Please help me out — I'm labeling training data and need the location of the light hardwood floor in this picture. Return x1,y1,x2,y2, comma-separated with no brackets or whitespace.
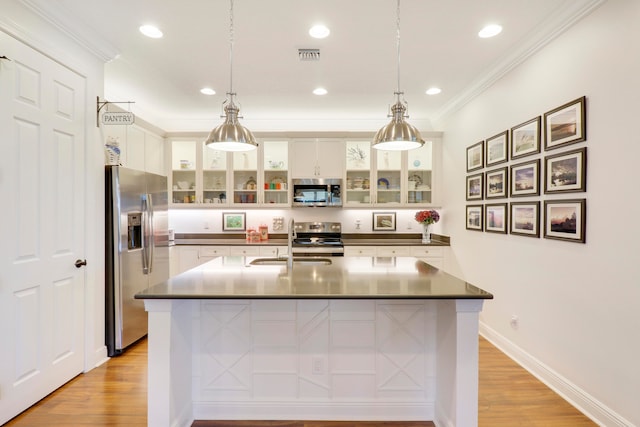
3,337,597,427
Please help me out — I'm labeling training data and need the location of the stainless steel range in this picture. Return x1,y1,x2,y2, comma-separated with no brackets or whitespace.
292,221,344,256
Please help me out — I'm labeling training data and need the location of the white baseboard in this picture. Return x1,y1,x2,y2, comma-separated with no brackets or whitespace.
480,322,635,427
193,401,435,422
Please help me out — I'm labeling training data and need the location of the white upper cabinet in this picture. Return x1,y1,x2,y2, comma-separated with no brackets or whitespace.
103,124,165,175
291,140,345,178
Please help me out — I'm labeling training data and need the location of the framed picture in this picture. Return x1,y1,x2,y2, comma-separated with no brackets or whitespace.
222,212,246,231
485,203,508,234
544,147,587,194
466,205,483,231
372,212,396,231
544,199,586,243
510,201,540,238
510,159,540,197
485,130,509,166
544,96,586,150
485,167,508,199
466,173,484,201
511,116,541,159
466,141,484,172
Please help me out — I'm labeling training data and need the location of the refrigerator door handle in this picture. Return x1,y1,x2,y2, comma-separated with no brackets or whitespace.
147,193,155,274
141,195,150,275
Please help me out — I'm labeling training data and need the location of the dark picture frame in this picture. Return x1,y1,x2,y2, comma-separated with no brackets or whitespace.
222,212,246,231
510,159,540,197
543,199,586,243
511,116,541,159
372,212,396,231
485,130,509,166
510,201,540,238
466,205,483,231
466,141,484,172
485,167,508,199
544,96,586,150
485,203,508,234
544,147,587,194
466,173,484,201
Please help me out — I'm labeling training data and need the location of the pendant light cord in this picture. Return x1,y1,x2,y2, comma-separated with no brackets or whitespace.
228,0,234,96
396,0,401,97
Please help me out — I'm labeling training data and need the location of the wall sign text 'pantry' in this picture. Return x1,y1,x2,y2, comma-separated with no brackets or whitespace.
102,111,135,125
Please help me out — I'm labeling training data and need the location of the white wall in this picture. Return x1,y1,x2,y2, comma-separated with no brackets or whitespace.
439,1,639,425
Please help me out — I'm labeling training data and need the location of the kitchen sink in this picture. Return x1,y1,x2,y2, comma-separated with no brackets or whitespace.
249,257,332,266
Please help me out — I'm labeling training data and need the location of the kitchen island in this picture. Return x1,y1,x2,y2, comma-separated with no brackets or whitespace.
136,256,492,427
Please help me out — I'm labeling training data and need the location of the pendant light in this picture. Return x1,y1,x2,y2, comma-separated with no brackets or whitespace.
372,0,425,151
205,0,257,152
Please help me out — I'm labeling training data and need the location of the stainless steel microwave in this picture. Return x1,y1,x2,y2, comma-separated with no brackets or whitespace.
292,178,342,207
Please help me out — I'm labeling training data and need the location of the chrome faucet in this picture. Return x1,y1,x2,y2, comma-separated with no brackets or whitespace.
287,218,296,268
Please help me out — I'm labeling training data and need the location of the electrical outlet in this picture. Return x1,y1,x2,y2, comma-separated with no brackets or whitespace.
510,315,519,329
312,356,325,375
204,221,210,229
355,219,361,230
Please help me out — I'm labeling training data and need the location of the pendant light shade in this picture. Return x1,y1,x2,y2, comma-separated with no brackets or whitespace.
372,0,424,151
205,0,257,152
205,95,257,152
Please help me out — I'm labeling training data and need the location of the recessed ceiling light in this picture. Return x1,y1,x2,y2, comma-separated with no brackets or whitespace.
313,87,328,96
426,87,441,95
309,24,330,39
200,87,216,95
478,24,502,38
139,24,163,38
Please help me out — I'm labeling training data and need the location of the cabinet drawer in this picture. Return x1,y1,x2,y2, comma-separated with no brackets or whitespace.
259,246,287,257
377,246,411,257
199,246,230,258
410,246,444,258
228,246,261,256
344,246,377,256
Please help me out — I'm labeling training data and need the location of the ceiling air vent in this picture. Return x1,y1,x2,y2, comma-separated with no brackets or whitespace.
298,48,320,61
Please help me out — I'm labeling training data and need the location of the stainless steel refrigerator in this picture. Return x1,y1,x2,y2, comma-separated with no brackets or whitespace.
105,165,169,356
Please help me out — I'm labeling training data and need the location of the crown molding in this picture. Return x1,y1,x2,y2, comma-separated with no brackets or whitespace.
432,0,607,126
19,0,120,62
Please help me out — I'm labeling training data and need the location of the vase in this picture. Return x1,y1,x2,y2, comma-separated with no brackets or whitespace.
421,223,431,244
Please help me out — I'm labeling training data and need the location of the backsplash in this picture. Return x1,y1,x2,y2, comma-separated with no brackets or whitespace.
169,208,443,235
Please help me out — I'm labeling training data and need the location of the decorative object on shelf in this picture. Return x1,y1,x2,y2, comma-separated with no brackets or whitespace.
204,0,257,152
347,145,367,167
104,136,120,165
372,212,396,231
408,174,423,189
372,0,425,151
268,160,284,169
244,176,257,190
377,178,390,189
415,209,440,243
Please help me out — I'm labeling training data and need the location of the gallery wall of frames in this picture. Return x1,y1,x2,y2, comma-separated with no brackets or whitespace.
465,96,587,243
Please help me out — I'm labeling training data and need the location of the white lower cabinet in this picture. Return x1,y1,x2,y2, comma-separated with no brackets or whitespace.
228,246,261,257
345,245,445,270
410,246,444,269
259,246,288,257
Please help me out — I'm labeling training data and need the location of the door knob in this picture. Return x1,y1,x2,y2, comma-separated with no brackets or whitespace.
74,259,87,268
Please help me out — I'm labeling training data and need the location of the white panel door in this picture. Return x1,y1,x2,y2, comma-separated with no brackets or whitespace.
0,32,86,424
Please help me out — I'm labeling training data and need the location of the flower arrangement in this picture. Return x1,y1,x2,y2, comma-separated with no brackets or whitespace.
415,210,440,225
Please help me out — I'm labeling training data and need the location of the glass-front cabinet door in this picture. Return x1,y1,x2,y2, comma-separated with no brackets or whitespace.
375,149,402,205
171,140,197,204
345,141,372,205
203,146,228,205
262,140,289,205
232,150,259,205
406,141,433,204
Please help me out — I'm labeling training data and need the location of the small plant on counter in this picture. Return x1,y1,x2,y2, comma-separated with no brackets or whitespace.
415,210,440,225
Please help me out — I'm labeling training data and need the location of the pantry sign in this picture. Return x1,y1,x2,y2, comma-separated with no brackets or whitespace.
102,111,135,125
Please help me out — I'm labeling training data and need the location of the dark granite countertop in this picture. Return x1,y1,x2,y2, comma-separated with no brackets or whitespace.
136,256,490,300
